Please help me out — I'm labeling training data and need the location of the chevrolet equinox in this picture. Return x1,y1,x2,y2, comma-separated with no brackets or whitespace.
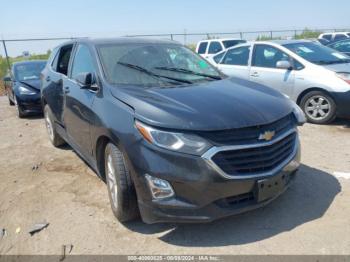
41,38,305,224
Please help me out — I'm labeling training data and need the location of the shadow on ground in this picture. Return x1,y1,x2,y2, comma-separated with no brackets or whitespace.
330,118,350,128
126,164,340,247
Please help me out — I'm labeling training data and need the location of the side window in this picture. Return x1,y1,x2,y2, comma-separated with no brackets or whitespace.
221,46,250,66
322,34,332,41
56,44,74,76
252,45,290,69
208,41,223,54
197,42,208,54
213,52,225,64
334,34,347,42
71,45,95,80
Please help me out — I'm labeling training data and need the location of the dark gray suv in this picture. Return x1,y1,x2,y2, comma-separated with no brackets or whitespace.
41,38,305,223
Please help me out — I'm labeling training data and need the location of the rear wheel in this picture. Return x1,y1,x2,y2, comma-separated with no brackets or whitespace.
44,105,66,147
300,91,336,124
105,143,139,222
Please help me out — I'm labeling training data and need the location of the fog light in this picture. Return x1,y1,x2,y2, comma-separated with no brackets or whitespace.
145,174,174,199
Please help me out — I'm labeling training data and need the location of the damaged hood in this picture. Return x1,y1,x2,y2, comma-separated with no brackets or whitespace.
19,79,41,91
109,77,294,131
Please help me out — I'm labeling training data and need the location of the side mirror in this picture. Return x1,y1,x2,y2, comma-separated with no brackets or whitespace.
75,72,99,91
276,60,293,70
3,76,11,82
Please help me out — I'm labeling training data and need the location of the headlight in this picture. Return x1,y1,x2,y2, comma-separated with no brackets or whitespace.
292,103,306,126
18,85,36,95
135,120,212,155
336,72,350,85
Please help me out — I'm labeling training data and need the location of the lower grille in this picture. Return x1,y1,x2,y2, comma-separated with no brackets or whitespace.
216,192,255,208
210,132,297,177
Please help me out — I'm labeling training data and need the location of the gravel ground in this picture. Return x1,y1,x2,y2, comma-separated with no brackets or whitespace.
0,96,349,255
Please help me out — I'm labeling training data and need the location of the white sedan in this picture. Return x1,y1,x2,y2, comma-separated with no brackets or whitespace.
210,40,350,124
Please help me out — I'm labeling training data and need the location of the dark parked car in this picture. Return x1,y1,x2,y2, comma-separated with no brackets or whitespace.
41,38,305,224
327,39,350,56
3,60,47,118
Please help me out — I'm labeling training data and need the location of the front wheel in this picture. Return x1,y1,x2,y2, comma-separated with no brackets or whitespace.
14,96,25,118
300,91,337,124
8,94,15,106
105,143,139,222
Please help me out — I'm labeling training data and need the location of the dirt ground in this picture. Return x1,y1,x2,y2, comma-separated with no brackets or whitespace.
0,95,350,255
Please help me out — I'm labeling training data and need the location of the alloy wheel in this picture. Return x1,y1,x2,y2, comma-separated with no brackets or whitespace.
106,154,118,209
304,95,331,121
44,110,54,141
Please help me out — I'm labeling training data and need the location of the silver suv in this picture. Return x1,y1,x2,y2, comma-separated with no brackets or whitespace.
210,40,350,124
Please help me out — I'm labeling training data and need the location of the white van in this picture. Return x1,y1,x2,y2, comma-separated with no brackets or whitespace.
196,38,246,60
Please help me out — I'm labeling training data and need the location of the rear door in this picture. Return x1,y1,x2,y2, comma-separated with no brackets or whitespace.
63,44,97,158
249,44,295,97
42,44,74,123
215,45,251,80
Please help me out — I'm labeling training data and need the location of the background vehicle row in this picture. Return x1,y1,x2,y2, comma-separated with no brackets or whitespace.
209,40,350,124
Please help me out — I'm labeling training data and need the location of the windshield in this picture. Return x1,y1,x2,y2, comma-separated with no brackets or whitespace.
97,43,223,87
14,61,46,81
283,42,350,65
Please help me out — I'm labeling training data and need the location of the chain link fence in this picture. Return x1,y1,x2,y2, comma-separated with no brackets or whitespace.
1,28,349,95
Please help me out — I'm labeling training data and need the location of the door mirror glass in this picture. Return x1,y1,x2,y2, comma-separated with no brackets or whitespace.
276,60,292,70
75,72,93,87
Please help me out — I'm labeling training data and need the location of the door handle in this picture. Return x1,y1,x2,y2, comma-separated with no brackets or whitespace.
250,72,259,77
64,86,70,94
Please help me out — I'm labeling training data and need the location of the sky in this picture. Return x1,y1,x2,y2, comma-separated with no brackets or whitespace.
1,0,350,56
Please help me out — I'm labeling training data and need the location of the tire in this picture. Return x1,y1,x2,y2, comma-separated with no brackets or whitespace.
44,105,66,147
14,96,26,118
104,143,139,222
300,91,336,124
8,95,15,106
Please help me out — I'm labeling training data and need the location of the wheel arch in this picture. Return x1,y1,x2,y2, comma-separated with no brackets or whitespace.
95,133,123,182
296,87,333,106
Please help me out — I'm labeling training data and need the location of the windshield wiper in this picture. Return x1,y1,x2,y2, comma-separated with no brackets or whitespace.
154,66,222,80
117,62,192,84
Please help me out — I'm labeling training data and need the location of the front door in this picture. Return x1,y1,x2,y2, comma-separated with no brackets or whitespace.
63,44,97,158
249,44,295,97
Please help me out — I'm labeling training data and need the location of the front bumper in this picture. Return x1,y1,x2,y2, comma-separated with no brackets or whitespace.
331,91,350,118
16,94,42,115
127,132,301,224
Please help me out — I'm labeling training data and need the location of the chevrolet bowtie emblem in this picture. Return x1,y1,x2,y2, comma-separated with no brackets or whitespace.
259,131,276,141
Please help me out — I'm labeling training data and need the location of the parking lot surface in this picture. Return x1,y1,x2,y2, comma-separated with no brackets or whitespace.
0,96,349,255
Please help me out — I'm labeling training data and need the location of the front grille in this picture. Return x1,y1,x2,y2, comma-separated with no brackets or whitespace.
211,132,297,176
197,114,296,146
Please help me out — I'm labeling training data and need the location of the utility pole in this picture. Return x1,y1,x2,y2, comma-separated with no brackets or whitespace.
2,40,13,78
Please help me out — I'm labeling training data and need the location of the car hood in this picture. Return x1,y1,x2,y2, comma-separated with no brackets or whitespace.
109,77,294,131
19,79,41,91
322,63,350,73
